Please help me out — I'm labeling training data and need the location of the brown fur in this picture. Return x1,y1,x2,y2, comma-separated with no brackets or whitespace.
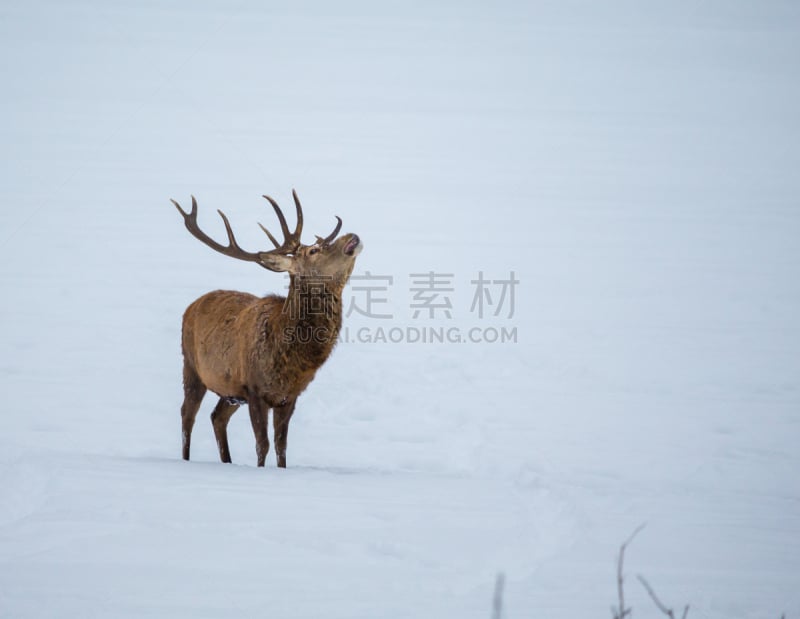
174,194,361,468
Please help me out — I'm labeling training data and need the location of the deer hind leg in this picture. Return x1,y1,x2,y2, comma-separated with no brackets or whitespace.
248,399,270,467
181,362,207,461
210,398,240,464
273,399,297,469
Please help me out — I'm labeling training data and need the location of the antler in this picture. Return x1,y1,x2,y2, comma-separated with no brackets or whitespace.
171,196,266,264
263,188,340,248
172,191,341,267
315,215,342,247
171,192,307,263
259,189,304,254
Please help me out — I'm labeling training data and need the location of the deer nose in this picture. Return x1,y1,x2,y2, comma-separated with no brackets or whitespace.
343,234,361,256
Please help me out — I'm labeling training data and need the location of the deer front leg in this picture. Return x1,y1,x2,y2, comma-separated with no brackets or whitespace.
273,398,296,468
248,399,270,467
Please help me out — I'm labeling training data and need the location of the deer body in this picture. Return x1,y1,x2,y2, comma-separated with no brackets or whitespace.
173,191,361,468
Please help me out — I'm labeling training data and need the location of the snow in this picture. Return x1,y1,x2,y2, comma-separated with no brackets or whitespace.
1,1,799,617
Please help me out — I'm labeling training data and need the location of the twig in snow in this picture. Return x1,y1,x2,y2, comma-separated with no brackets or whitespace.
637,574,689,619
491,572,505,619
612,523,647,619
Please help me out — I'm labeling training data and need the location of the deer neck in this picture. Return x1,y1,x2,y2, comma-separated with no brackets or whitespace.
280,273,344,367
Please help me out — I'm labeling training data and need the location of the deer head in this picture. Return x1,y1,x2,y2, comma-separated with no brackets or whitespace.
171,190,362,286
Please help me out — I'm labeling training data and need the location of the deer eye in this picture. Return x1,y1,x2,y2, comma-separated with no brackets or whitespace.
309,247,320,255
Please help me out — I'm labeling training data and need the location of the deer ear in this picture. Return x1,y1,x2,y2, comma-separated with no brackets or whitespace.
257,253,295,273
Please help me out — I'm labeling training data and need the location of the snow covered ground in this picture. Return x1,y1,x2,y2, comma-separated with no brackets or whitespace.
1,1,799,617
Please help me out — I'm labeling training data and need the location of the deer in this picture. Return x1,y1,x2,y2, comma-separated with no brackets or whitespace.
170,190,362,468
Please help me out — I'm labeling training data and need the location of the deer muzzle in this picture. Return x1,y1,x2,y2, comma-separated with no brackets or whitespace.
344,234,362,256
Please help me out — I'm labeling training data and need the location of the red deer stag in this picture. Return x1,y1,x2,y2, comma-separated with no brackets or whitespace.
171,190,362,468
